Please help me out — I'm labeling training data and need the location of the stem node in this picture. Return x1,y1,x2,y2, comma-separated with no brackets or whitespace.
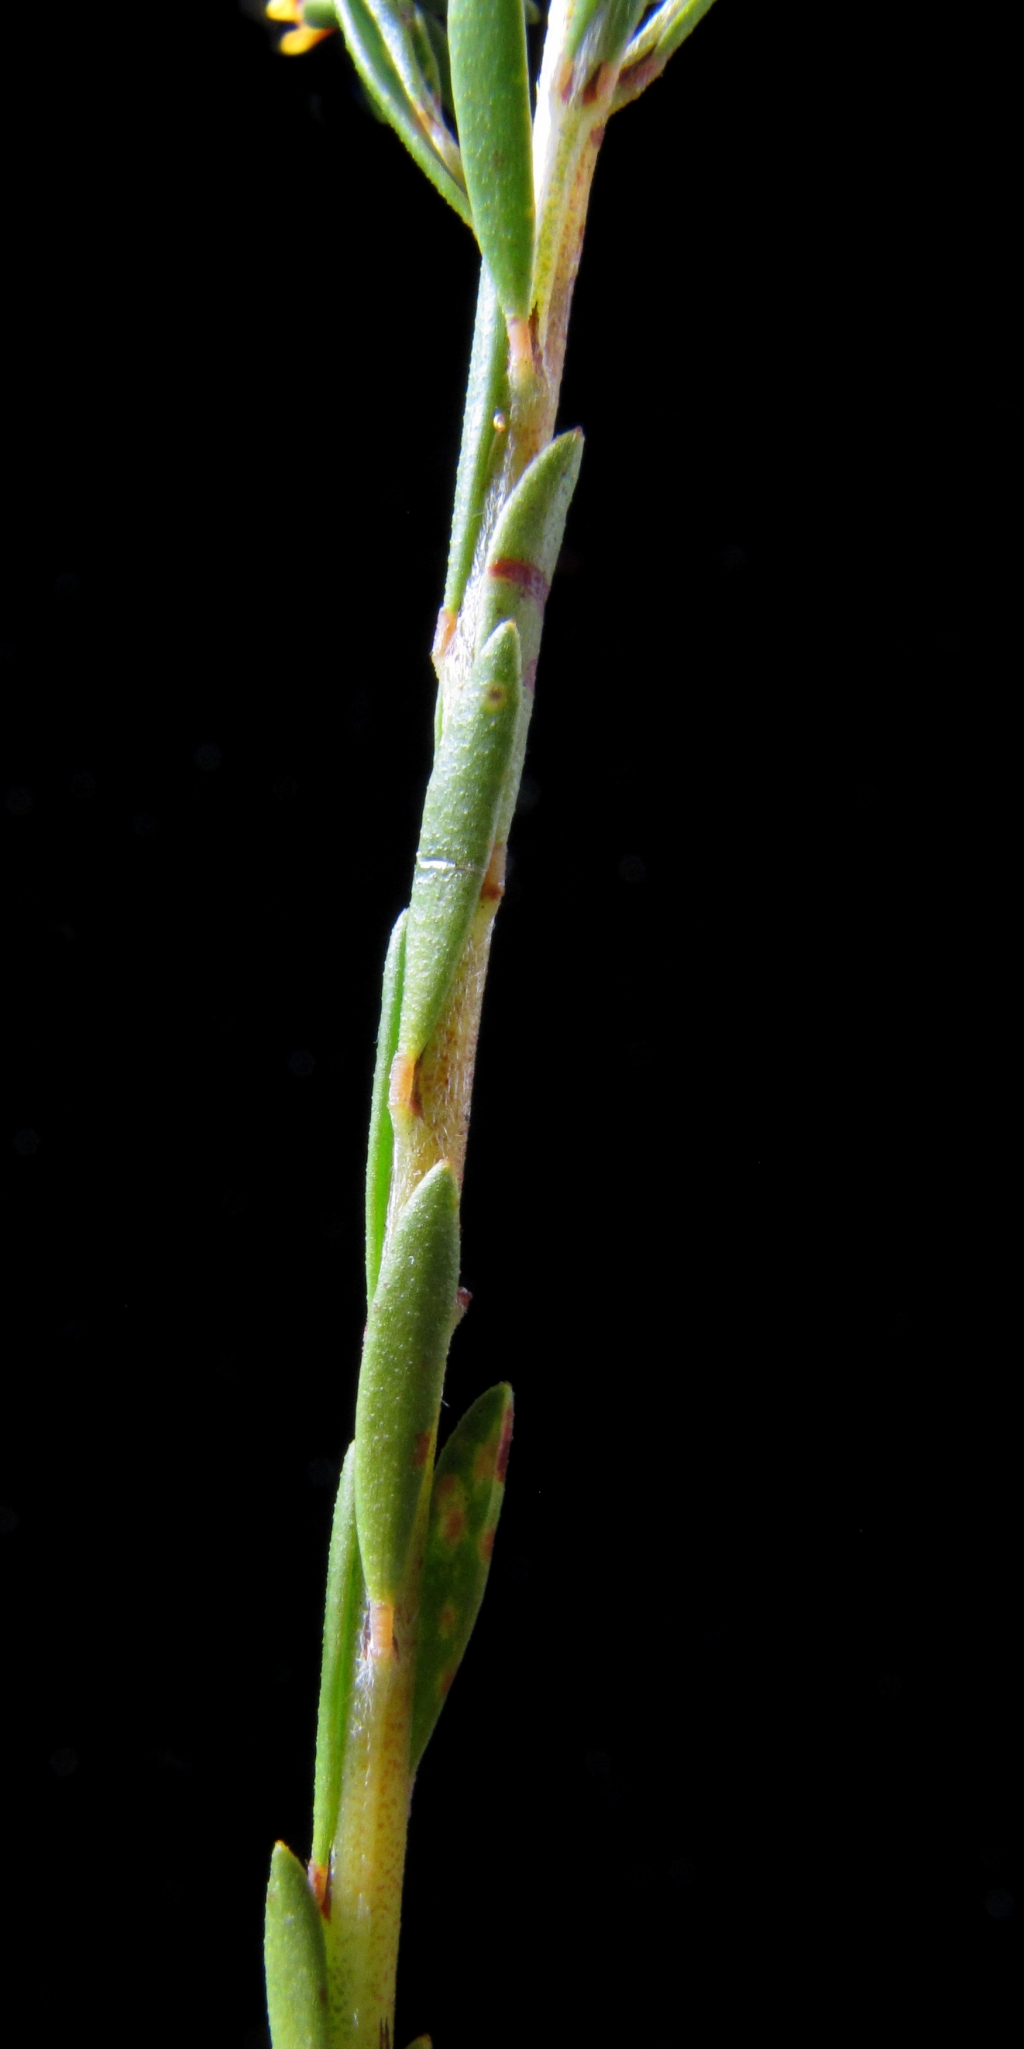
369,1600,397,1664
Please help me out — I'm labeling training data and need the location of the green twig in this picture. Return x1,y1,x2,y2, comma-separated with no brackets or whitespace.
262,2,721,2042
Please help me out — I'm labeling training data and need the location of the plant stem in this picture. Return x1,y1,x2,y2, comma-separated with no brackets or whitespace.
329,51,619,2048
386,883,500,1235
265,5,722,2039
323,1480,432,2047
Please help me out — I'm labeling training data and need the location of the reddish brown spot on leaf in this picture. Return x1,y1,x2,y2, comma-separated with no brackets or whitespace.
590,123,606,149
618,52,659,100
582,59,615,107
438,1599,457,1638
487,557,550,609
481,841,506,903
412,1430,431,1470
435,1473,469,1544
308,1859,331,1920
441,1504,468,1544
478,1526,495,1563
457,1285,473,1311
440,1667,456,1696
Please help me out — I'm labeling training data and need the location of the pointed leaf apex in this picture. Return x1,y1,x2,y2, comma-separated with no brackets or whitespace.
449,0,535,321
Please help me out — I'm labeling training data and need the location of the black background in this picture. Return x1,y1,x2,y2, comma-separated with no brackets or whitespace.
1,4,1016,2044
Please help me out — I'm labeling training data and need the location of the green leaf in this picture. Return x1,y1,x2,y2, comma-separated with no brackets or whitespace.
655,0,718,59
311,1446,366,1871
367,0,439,116
613,0,719,109
354,1160,461,1607
408,4,445,110
410,1382,513,1773
476,427,584,662
334,0,472,224
561,0,647,70
399,620,521,1067
366,911,407,1309
265,1841,331,2049
420,7,454,118
448,0,535,323
442,262,510,621
301,0,339,25
475,427,583,843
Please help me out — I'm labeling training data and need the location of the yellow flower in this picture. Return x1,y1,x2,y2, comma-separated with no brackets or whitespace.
265,0,336,57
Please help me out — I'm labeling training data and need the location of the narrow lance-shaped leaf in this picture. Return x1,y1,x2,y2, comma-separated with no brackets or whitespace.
440,261,510,625
448,0,535,327
475,427,584,845
354,1159,461,1611
410,1382,513,1774
310,1446,366,1875
476,428,584,662
408,3,445,110
559,0,647,75
398,620,521,1071
333,0,472,225
366,911,407,1309
265,1841,331,2049
613,0,719,110
420,5,454,120
367,0,460,185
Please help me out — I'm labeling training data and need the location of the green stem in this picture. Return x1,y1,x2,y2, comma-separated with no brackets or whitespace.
265,5,722,2042
322,1482,431,2047
325,1649,410,2047
324,67,620,2042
